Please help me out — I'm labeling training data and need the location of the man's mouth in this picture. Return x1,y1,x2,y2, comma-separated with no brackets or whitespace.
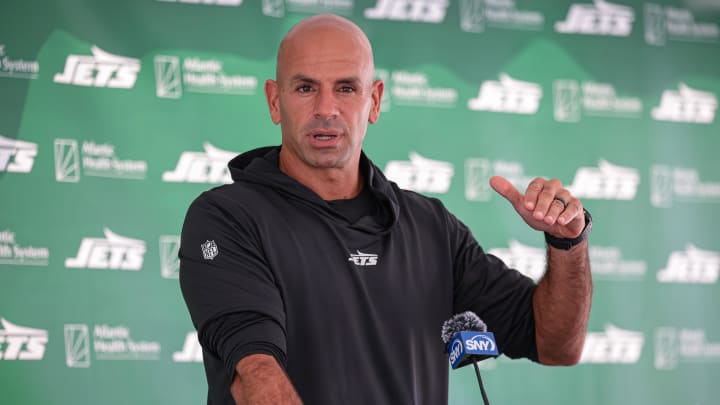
313,134,336,140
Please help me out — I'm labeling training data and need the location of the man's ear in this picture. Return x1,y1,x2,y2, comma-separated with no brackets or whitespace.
368,79,384,124
265,79,281,125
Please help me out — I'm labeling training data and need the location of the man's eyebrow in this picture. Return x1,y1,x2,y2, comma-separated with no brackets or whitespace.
288,75,362,85
289,74,318,84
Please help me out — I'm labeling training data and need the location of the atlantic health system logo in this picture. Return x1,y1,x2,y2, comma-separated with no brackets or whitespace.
64,323,161,368
154,55,258,99
0,229,50,266
651,165,720,208
54,46,141,89
53,138,148,182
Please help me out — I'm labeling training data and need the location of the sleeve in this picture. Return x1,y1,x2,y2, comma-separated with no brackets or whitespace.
447,210,539,362
178,191,288,380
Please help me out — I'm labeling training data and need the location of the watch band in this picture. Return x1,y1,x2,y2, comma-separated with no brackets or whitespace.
544,209,592,250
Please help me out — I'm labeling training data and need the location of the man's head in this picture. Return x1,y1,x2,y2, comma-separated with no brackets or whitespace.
265,14,383,176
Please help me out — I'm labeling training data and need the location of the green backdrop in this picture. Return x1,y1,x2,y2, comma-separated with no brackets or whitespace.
1,0,719,404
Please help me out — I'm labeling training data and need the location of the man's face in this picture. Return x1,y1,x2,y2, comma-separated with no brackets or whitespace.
265,24,383,171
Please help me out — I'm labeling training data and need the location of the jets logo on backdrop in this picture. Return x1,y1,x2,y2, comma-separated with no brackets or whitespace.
489,240,546,282
0,43,40,80
365,0,448,23
654,328,720,371
651,83,717,124
657,244,719,284
65,228,146,271
64,323,161,367
262,0,354,18
567,159,640,200
348,250,379,266
580,324,644,364
644,3,719,46
54,46,140,89
555,0,634,37
384,152,454,194
0,229,50,266
0,135,38,174
174,331,203,362
0,318,48,360
459,0,544,33
163,142,238,184
468,73,542,115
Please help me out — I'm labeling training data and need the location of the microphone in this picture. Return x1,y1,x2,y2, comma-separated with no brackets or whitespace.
441,311,499,405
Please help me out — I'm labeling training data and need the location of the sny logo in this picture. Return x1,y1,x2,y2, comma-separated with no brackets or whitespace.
163,142,238,183
0,135,38,173
0,318,48,360
65,228,146,270
384,152,454,193
466,334,496,352
365,0,448,23
54,46,140,89
468,73,542,115
348,250,378,266
555,0,634,37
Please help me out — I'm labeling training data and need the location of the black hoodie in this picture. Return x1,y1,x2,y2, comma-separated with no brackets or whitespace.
179,147,538,405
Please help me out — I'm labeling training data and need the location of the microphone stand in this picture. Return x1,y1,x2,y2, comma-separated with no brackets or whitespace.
472,361,490,405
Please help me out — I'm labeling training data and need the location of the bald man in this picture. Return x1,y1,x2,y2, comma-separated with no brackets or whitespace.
180,14,592,405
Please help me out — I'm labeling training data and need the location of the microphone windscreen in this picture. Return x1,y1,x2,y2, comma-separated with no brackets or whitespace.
441,311,487,344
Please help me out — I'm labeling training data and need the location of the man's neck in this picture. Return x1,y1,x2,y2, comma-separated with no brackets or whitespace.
278,153,363,201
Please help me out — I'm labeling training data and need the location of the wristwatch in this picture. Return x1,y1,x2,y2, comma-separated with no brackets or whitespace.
544,209,592,250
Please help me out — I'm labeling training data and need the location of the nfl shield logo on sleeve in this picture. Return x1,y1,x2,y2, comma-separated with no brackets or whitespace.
201,240,218,260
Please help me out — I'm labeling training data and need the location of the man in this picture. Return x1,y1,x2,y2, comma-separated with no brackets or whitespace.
180,14,592,405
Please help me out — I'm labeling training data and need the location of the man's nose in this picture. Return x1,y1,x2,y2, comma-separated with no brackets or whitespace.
314,88,339,120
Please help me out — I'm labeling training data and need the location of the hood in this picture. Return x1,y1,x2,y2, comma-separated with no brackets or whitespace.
228,146,400,234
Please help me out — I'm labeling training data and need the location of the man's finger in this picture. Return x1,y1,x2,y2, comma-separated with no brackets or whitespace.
489,176,523,208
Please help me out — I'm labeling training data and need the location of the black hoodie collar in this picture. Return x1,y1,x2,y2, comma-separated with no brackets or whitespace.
227,146,400,233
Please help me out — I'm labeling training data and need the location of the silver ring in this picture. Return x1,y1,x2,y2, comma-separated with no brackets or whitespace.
553,196,568,209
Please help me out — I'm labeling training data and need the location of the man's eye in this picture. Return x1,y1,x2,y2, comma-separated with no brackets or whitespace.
297,85,312,93
339,86,355,93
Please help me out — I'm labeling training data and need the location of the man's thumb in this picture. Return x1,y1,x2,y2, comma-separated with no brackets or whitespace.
489,176,522,207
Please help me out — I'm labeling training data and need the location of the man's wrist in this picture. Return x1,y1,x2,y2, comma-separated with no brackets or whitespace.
544,209,592,250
